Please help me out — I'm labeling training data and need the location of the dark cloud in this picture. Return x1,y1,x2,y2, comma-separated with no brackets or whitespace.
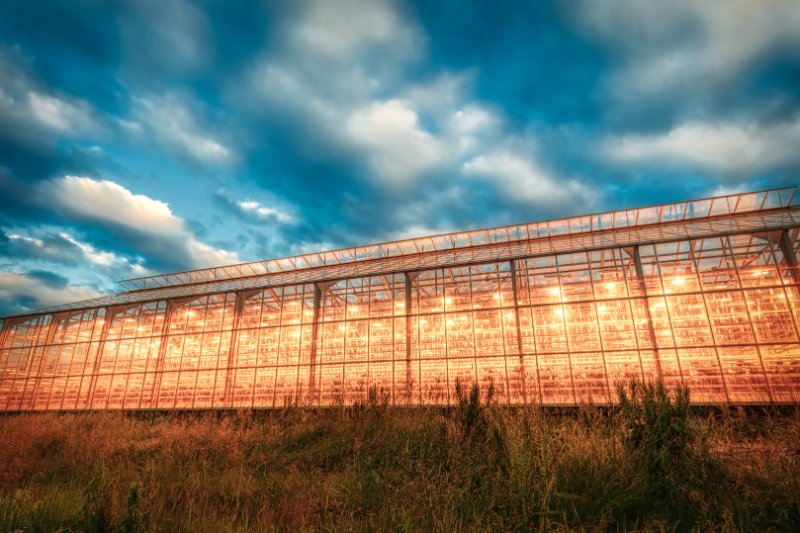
26,269,69,289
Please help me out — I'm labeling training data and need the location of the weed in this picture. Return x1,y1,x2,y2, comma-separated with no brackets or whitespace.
0,381,797,531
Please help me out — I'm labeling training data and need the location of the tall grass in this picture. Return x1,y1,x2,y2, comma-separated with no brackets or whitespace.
0,381,798,532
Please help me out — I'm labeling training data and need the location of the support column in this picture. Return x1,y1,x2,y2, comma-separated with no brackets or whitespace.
0,319,14,350
509,260,530,404
224,290,261,407
404,272,419,401
779,230,800,289
26,313,62,409
85,308,117,408
628,246,663,380
309,281,335,397
150,300,182,407
728,235,774,403
0,318,18,411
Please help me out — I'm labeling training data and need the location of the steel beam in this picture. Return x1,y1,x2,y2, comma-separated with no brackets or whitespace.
404,271,418,401
509,259,530,404
309,281,335,398
223,289,262,407
628,246,663,380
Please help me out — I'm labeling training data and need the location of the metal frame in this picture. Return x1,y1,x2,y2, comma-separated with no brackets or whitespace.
1,187,799,410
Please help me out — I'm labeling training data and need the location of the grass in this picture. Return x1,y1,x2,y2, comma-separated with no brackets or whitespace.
0,382,798,532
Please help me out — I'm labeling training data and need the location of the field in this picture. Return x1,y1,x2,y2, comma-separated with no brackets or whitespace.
0,383,799,532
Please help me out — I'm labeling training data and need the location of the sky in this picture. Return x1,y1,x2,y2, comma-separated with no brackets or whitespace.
1,0,799,316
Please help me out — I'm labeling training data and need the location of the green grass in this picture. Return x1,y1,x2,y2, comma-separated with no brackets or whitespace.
0,382,798,532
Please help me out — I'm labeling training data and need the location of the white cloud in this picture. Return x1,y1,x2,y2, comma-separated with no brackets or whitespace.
27,91,99,135
0,272,102,312
577,0,800,101
463,150,597,207
603,117,800,173
49,176,180,236
345,99,445,187
709,184,750,197
57,233,119,266
288,0,419,60
388,224,454,242
43,176,240,270
0,50,102,141
237,200,294,224
243,0,443,186
132,93,234,166
8,234,44,248
240,0,597,204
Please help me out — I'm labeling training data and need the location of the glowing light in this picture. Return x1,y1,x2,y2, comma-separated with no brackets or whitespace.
8,187,799,411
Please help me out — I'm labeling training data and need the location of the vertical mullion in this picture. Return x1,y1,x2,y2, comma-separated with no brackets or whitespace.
468,267,479,395
271,288,285,408
688,242,731,404
29,314,61,410
189,298,212,409
88,309,117,409
150,301,179,407
524,259,544,404
652,245,685,387
509,259,527,404
442,269,450,405
554,258,577,405
586,255,613,404
632,246,663,379
366,279,372,404
766,232,800,403
249,291,266,410
497,265,511,404
619,249,647,385
726,235,774,403
309,283,324,403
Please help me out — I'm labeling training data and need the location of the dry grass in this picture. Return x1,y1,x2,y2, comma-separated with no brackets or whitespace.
0,384,798,532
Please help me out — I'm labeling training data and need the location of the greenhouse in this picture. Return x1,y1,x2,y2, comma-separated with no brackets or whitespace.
1,187,799,410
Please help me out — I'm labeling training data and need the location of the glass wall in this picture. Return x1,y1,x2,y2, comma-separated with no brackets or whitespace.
2,230,799,409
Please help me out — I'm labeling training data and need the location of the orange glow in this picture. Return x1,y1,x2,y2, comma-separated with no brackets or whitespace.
2,188,800,409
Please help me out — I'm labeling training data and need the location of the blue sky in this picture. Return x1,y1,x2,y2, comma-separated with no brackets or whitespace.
1,0,799,316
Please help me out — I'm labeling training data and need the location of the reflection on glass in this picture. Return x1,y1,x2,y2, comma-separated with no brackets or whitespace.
2,219,800,409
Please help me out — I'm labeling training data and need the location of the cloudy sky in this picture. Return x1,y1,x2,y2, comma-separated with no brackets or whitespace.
1,0,799,316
